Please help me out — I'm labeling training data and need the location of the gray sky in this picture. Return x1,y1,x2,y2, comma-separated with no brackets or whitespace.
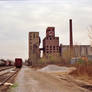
0,0,92,60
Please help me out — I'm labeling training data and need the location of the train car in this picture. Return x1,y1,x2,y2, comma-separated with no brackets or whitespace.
0,60,6,66
15,58,22,68
7,60,14,66
6,60,10,66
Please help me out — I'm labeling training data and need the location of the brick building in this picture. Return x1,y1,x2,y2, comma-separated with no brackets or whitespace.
29,32,40,65
43,27,60,57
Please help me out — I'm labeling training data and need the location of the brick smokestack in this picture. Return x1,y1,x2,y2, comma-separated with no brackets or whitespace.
69,19,73,48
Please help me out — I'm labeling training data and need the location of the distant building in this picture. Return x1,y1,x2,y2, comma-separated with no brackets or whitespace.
43,27,60,57
28,27,92,65
88,55,92,61
60,45,92,57
29,32,40,65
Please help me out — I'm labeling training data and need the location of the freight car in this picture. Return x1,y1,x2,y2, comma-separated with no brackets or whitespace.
15,58,22,68
0,59,6,66
6,60,11,66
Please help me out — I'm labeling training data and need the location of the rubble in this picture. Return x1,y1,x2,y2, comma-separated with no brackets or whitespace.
39,65,76,74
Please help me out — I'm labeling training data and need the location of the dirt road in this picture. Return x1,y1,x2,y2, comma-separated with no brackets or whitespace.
10,66,90,92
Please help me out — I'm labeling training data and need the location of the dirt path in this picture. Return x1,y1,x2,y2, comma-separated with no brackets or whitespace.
10,66,91,92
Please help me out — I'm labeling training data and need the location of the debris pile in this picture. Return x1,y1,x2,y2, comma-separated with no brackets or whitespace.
39,65,76,74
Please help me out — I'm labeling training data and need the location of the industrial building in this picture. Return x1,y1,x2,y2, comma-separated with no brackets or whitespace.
28,28,92,60
61,45,92,57
43,27,60,57
28,32,40,65
28,19,92,65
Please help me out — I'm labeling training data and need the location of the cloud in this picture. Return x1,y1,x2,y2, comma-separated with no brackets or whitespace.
0,0,92,59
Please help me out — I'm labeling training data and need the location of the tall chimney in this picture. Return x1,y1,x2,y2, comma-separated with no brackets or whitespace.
69,19,73,48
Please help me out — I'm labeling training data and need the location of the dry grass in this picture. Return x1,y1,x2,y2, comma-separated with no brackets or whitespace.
70,63,92,76
38,56,66,65
70,62,92,84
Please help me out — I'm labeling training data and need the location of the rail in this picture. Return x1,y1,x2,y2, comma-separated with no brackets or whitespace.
0,69,19,86
0,66,14,72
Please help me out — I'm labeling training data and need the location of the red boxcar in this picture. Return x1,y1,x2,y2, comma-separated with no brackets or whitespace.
15,58,22,68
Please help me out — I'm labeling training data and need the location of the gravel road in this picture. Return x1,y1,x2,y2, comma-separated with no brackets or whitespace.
10,66,91,92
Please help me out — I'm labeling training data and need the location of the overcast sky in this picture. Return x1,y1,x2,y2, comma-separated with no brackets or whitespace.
0,0,92,60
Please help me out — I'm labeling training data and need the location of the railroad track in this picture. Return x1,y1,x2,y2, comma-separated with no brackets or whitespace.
0,66,14,72
0,68,20,86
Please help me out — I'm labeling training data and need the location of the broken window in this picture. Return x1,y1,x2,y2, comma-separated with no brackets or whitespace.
50,38,52,40
53,46,55,50
33,33,35,38
47,51,49,53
